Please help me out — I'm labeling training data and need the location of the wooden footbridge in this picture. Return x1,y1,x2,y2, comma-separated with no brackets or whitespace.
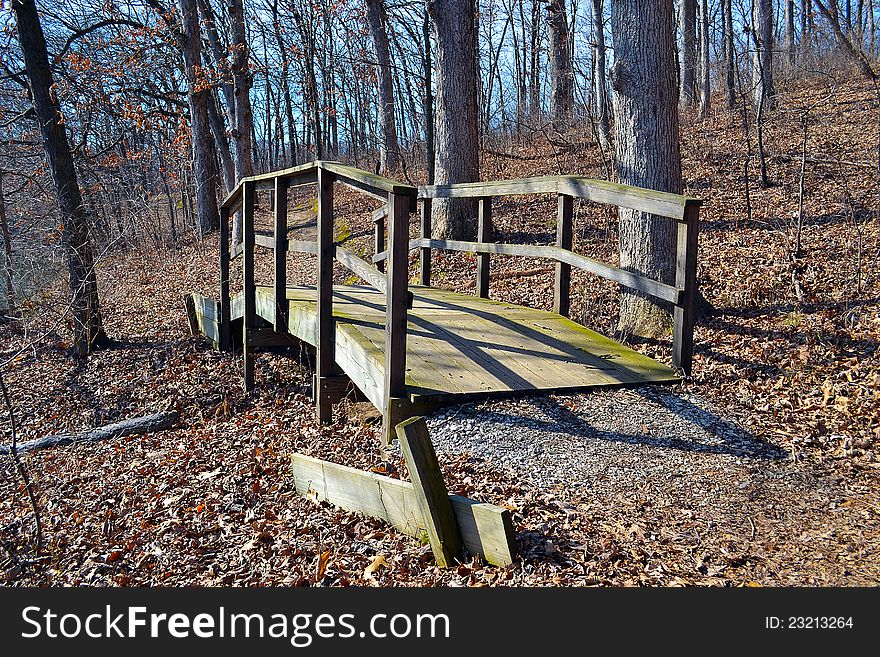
187,161,700,444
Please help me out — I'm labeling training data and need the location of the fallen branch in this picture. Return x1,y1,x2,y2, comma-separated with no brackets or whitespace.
0,410,177,455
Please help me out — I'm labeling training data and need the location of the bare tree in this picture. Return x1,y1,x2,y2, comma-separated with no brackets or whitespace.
0,171,15,322
698,0,710,118
752,0,776,108
723,0,736,109
228,0,255,180
429,0,480,241
610,0,682,337
366,0,400,173
785,0,796,69
679,0,697,106
12,0,108,356
545,0,574,127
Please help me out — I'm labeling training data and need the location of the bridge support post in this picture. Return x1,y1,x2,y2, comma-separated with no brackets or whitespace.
554,193,574,317
219,204,232,351
477,197,491,298
316,167,336,422
373,209,386,274
242,180,257,391
419,198,432,286
673,200,700,376
383,192,411,445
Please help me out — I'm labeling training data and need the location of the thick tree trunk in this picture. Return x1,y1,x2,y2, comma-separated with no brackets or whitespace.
228,0,254,181
429,0,480,241
785,0,796,69
752,0,776,109
12,0,108,355
546,0,574,127
591,0,611,150
679,0,697,106
698,0,710,118
423,7,436,185
610,0,682,338
207,89,236,194
365,0,400,173
179,0,221,236
723,0,736,109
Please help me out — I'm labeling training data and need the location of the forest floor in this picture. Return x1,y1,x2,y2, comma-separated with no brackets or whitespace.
1,77,879,586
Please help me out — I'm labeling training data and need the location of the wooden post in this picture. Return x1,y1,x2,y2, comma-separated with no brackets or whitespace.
673,201,700,376
396,417,463,567
242,180,256,391
476,196,491,298
554,193,573,316
419,197,432,286
384,192,410,444
316,167,336,422
219,203,232,351
273,176,289,332
374,209,386,274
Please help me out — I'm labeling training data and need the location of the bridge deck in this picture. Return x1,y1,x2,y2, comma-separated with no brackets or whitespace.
230,285,678,409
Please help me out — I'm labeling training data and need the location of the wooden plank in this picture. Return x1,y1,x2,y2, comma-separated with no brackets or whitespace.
316,167,336,422
558,176,695,221
242,180,257,391
254,234,275,250
274,176,289,332
477,197,491,298
335,246,387,294
219,205,232,351
419,198,432,286
287,239,319,254
554,194,573,316
419,176,562,199
291,453,515,566
384,192,411,444
183,293,198,335
230,242,243,261
321,161,418,199
673,201,700,375
373,207,386,273
396,417,463,567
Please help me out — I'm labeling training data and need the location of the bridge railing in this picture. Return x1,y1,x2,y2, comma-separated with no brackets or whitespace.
218,161,417,431
373,175,701,375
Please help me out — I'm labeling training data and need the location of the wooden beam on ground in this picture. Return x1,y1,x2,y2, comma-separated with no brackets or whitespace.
186,293,220,344
291,453,516,566
396,417,463,567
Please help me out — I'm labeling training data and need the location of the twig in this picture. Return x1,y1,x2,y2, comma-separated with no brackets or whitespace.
0,370,42,553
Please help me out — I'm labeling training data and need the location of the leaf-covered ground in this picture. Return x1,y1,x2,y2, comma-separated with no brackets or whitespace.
1,78,878,586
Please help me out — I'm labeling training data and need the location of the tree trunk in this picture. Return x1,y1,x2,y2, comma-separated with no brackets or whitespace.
178,0,221,237
12,0,108,355
429,0,480,241
610,0,681,338
0,170,15,321
752,0,776,109
679,0,697,106
366,0,400,173
591,0,611,150
546,0,574,127
228,0,254,181
207,89,236,193
698,0,710,118
785,0,796,69
723,0,736,109
423,6,436,185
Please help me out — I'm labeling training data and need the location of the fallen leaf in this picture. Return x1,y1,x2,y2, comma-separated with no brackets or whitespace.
364,554,389,579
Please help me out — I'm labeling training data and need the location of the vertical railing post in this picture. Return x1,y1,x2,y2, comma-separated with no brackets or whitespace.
242,180,256,390
554,193,574,316
315,166,336,422
374,209,386,274
273,176,289,332
419,197,432,286
219,202,231,351
384,191,410,445
673,201,700,376
476,196,491,298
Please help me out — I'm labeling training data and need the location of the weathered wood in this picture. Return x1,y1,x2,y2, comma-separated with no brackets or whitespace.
183,293,199,335
0,411,178,455
316,167,335,422
230,242,243,261
335,246,388,294
673,200,700,375
274,176,289,332
384,192,410,444
415,238,680,303
254,234,275,250
322,161,418,200
557,176,692,221
291,452,516,566
187,293,220,343
219,204,232,350
242,180,257,390
476,197,491,298
373,207,386,273
419,197,432,286
554,194,574,316
396,417,463,567
312,373,369,405
287,239,319,254
420,176,562,198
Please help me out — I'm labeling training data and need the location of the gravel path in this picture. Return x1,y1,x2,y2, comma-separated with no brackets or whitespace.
423,386,787,493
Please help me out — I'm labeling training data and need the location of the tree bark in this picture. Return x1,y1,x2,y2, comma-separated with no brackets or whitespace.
178,0,221,237
679,0,697,106
546,0,574,127
591,0,611,150
723,0,736,109
0,170,16,320
698,0,710,118
207,89,236,194
429,0,480,241
752,0,776,109
228,0,254,181
12,0,108,355
610,0,682,337
785,0,796,69
366,0,400,173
